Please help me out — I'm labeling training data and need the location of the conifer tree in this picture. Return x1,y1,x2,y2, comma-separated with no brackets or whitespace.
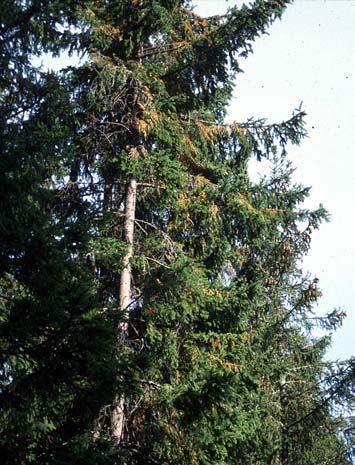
66,1,353,463
0,2,118,463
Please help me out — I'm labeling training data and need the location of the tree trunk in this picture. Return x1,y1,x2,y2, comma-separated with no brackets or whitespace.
111,177,137,443
280,374,288,465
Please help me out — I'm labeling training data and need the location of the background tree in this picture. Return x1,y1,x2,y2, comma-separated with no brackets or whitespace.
0,2,118,463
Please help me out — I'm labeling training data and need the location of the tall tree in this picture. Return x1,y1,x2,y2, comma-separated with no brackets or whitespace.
0,2,118,463
68,1,353,464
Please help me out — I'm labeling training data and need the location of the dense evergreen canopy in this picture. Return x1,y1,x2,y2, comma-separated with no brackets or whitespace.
0,1,353,464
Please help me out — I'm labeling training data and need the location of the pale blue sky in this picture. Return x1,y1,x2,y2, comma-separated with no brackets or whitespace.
195,0,355,361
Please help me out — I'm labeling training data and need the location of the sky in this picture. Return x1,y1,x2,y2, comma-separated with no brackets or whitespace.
39,1,355,361
195,0,355,361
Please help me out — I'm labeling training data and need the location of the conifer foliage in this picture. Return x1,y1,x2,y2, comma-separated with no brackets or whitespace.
0,1,353,464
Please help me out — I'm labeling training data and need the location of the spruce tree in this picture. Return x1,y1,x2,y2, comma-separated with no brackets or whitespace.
0,2,117,463
66,1,353,463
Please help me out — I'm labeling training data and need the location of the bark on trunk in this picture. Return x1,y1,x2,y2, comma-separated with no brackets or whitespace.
280,374,288,465
111,177,137,443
